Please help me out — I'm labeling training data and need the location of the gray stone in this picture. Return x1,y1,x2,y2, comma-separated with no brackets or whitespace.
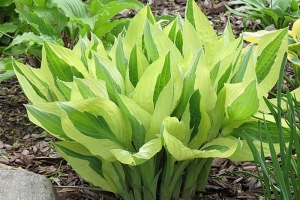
0,164,59,200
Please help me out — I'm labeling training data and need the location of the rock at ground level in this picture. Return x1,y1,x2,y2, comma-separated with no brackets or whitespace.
0,163,59,200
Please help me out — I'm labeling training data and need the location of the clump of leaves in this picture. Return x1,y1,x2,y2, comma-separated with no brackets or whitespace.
226,0,300,29
244,53,300,200
243,19,300,87
0,0,143,83
0,0,18,48
287,19,300,86
13,0,291,199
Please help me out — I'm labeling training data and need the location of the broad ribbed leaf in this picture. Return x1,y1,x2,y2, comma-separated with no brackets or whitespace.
59,109,125,161
145,79,174,141
292,19,300,42
54,141,120,193
164,117,189,144
13,60,50,103
186,0,218,64
173,50,201,117
143,20,159,62
288,51,300,67
256,29,287,83
128,45,139,87
164,18,179,42
220,20,235,46
196,66,217,113
162,121,242,160
91,0,142,37
16,9,57,38
182,19,202,57
16,5,67,38
56,79,72,101
115,36,128,79
153,52,171,105
59,98,132,146
110,138,162,166
26,103,71,140
70,78,109,100
132,55,168,114
5,32,60,52
223,80,259,128
217,64,233,93
144,20,182,63
0,23,17,37
43,42,87,82
93,54,124,102
90,0,142,25
51,0,97,29
124,5,155,50
117,94,151,149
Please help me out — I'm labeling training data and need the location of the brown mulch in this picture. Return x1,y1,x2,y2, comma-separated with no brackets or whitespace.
0,0,290,199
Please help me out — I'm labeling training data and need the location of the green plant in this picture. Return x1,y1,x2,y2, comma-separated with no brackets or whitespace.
287,19,300,86
13,0,291,199
244,55,300,200
0,0,18,48
226,0,300,29
4,0,143,56
0,58,15,83
0,0,20,83
0,0,143,83
243,19,300,87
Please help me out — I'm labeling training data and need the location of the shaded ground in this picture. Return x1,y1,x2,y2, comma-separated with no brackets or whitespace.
0,1,295,199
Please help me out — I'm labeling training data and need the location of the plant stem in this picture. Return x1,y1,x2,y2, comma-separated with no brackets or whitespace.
140,158,157,200
181,158,213,199
159,152,176,200
130,166,142,200
169,159,192,194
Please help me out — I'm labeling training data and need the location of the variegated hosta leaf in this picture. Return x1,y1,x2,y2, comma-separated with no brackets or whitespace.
222,80,259,134
70,78,109,101
124,5,155,50
186,0,218,65
54,141,125,193
110,138,162,166
116,94,152,149
288,49,300,62
243,30,273,43
256,29,287,86
292,19,300,42
25,103,71,141
58,98,134,161
161,117,242,160
13,60,50,103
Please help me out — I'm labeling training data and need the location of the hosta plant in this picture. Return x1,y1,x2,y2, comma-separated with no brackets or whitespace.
226,0,300,29
1,0,142,81
13,0,290,199
4,0,143,58
287,19,300,86
243,19,300,87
